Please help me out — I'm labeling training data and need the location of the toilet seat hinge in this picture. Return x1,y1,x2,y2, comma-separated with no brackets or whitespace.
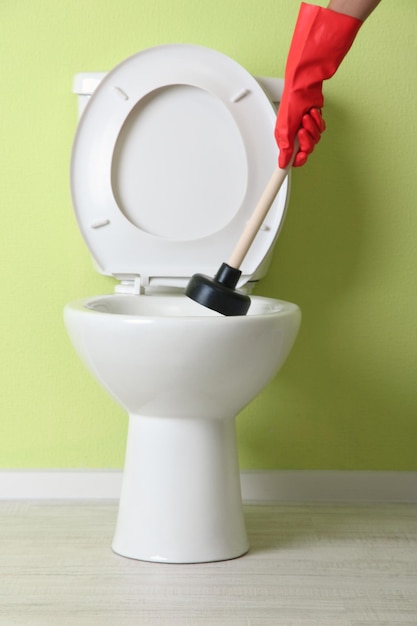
115,275,149,295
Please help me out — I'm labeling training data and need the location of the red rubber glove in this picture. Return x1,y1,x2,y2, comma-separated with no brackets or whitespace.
275,3,362,168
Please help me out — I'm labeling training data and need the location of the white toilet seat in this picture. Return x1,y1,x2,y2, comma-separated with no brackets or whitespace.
71,44,289,289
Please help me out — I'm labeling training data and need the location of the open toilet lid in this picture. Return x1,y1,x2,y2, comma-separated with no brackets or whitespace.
71,44,289,288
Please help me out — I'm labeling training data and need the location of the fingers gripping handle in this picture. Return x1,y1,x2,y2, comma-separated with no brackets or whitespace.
227,155,294,270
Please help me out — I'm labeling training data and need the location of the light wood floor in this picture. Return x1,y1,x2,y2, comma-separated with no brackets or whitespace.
1,502,416,625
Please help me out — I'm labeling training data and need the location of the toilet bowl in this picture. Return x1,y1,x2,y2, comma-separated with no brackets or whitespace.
65,294,300,562
65,44,301,563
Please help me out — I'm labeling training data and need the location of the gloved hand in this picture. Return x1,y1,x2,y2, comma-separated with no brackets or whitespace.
275,2,362,168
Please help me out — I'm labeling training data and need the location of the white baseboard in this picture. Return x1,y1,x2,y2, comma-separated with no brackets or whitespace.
0,470,416,503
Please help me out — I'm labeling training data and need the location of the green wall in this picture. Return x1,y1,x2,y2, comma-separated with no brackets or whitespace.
1,1,416,470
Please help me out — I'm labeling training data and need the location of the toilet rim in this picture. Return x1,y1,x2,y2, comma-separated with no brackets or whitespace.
64,294,300,321
70,44,289,287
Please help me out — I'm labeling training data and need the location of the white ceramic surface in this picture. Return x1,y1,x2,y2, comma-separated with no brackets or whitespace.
66,44,300,563
64,294,301,562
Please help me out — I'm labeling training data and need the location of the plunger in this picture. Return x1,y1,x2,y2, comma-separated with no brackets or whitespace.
185,161,292,316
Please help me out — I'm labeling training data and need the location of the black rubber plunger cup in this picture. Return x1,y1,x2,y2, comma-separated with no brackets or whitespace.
186,262,250,316
185,162,291,316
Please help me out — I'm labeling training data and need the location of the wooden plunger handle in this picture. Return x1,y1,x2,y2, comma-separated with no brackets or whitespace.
227,145,297,270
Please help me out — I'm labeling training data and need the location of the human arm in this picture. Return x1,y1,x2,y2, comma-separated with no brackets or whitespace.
327,0,381,21
275,1,381,168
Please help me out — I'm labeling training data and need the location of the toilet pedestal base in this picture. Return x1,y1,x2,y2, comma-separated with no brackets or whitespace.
112,414,249,563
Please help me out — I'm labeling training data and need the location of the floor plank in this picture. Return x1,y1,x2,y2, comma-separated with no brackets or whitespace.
0,502,416,625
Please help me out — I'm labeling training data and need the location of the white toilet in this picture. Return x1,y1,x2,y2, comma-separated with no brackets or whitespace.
64,44,301,564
